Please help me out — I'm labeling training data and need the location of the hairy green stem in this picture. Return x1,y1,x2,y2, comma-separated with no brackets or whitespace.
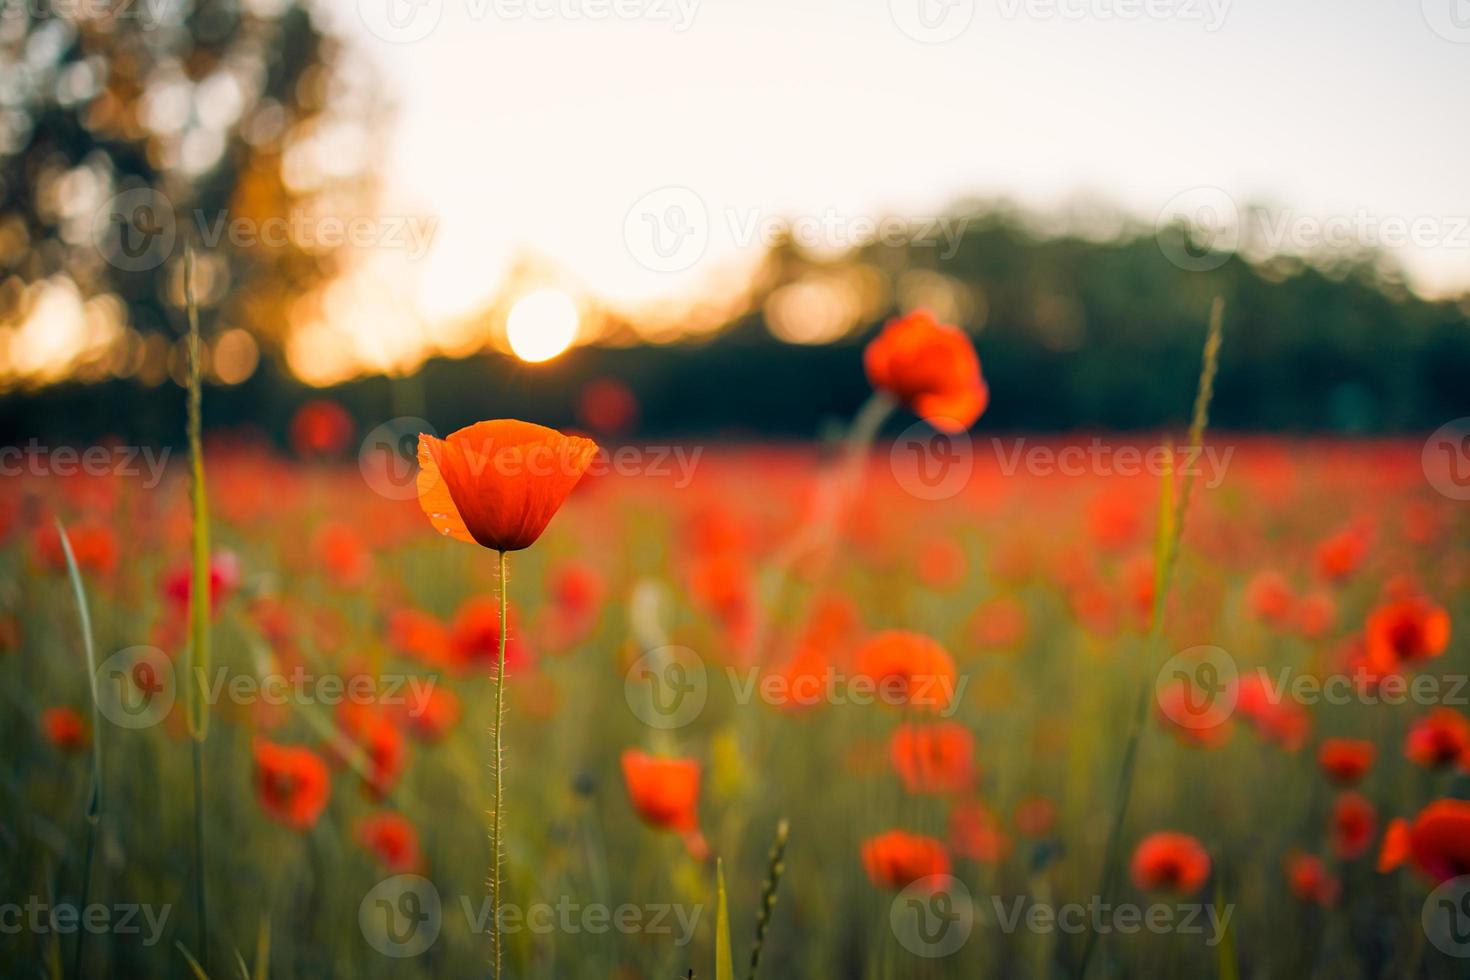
490,548,509,979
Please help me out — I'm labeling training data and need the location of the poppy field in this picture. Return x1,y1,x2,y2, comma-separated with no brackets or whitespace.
4,310,1470,979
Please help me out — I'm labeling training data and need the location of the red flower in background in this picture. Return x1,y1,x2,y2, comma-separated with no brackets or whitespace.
856,631,957,714
33,522,118,578
1284,852,1340,905
577,378,639,436
1244,571,1294,628
1130,833,1211,895
336,705,409,800
1405,708,1470,770
41,706,88,752
1234,674,1310,751
162,551,241,619
355,812,423,873
1330,792,1377,860
861,831,951,890
917,538,967,591
621,749,706,859
1407,799,1470,883
398,684,461,742
949,800,1011,863
450,596,532,676
417,420,597,552
1377,817,1410,873
289,399,355,458
1294,590,1337,639
1317,738,1375,786
889,723,975,795
863,309,987,432
1365,596,1450,673
969,595,1029,651
1315,526,1368,582
314,522,373,588
253,738,330,830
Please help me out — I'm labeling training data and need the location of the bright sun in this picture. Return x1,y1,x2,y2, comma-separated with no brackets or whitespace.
505,289,580,363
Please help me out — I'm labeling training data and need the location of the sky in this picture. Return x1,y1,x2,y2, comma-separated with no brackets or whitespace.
320,0,1470,324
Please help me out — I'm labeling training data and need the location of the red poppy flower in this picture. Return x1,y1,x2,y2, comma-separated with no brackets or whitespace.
450,596,531,676
313,522,372,588
337,705,409,800
548,562,605,624
1244,571,1294,628
1330,792,1377,860
398,684,461,742
289,399,355,457
917,538,967,591
855,631,957,713
33,522,118,578
162,551,241,619
1234,674,1310,751
863,309,987,432
1284,852,1340,906
1315,527,1367,582
417,420,597,552
1405,708,1470,770
253,738,331,830
1294,591,1337,639
861,831,951,890
1408,799,1470,883
1130,833,1211,895
1317,738,1375,786
889,723,976,795
1155,679,1233,749
1377,817,1410,873
387,608,454,666
969,595,1029,651
1365,596,1450,673
949,800,1011,863
355,812,423,873
577,378,639,435
621,749,700,835
41,706,88,752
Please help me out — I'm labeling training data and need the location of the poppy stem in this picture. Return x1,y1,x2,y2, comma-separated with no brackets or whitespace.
490,548,509,979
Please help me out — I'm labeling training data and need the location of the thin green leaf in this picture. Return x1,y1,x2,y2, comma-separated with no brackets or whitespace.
55,519,102,819
715,858,734,980
176,941,210,980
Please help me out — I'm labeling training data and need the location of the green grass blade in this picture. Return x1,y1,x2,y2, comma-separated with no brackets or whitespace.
176,941,210,979
55,520,101,819
184,242,211,742
715,858,734,980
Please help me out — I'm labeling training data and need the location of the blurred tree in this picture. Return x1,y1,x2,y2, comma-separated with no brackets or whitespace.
0,0,380,383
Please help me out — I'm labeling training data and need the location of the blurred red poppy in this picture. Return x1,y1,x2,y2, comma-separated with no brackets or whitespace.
162,551,241,619
450,596,532,676
1365,596,1450,673
253,738,330,830
861,831,951,890
1244,571,1294,628
289,399,355,458
577,378,638,436
1284,852,1340,905
417,420,597,552
41,706,88,752
1315,527,1368,582
1317,738,1375,786
1404,708,1470,770
863,309,987,432
855,631,957,713
355,812,423,873
33,522,118,578
336,704,409,800
889,722,975,795
949,800,1011,863
968,595,1029,652
1377,817,1410,873
621,749,700,835
1407,798,1470,883
1130,832,1211,895
1330,792,1377,860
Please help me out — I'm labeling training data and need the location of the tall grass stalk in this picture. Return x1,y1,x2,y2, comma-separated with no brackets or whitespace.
56,522,101,979
746,818,789,980
184,244,211,971
489,548,509,979
1077,297,1224,978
